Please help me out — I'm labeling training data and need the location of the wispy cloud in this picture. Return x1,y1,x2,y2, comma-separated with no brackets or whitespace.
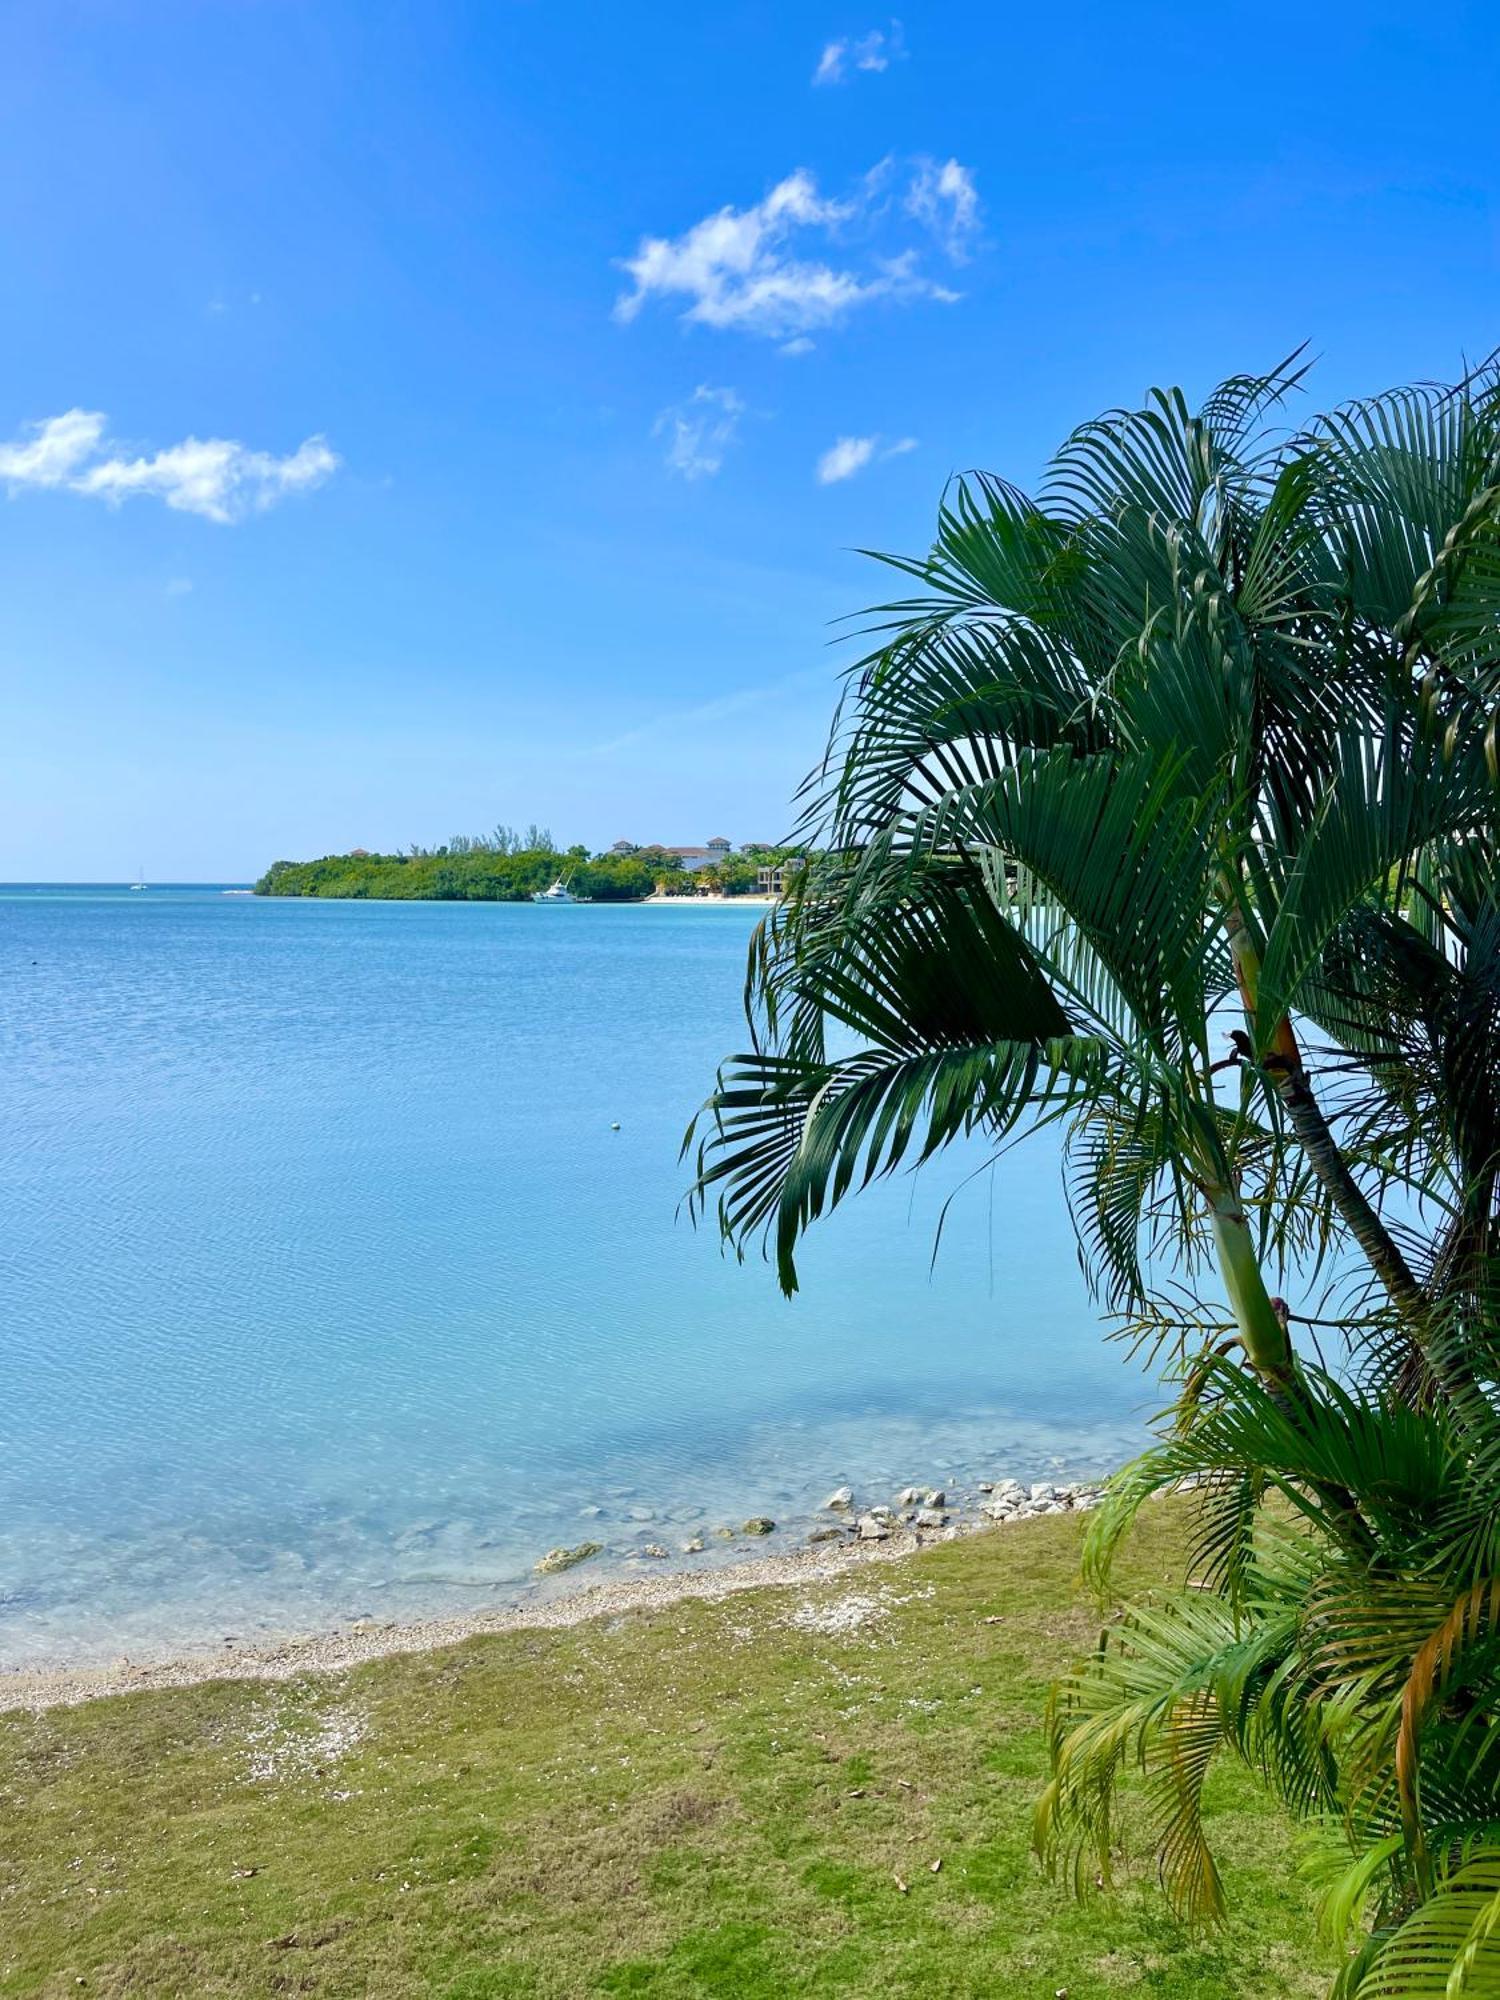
614,159,974,341
905,157,981,261
164,576,194,598
814,20,906,84
653,384,745,479
0,409,339,523
585,665,830,758
816,433,918,484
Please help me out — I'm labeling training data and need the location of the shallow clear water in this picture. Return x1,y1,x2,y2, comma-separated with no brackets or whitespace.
1,887,1153,1667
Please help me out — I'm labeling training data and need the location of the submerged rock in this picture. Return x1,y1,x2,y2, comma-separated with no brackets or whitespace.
640,1543,669,1559
823,1486,854,1512
741,1517,776,1537
680,1537,706,1554
533,1540,604,1576
808,1526,848,1543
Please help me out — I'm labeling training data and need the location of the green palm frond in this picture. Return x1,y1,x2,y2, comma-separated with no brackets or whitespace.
697,353,1500,1995
1338,1846,1500,1998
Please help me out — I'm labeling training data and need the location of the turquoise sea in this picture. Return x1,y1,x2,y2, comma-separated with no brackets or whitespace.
1,887,1153,1669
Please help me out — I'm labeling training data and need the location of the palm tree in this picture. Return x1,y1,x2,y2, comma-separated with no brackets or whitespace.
1036,843,1500,1988
689,355,1500,1992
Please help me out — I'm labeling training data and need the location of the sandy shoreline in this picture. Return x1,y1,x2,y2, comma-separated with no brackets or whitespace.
0,1528,942,1715
639,893,777,906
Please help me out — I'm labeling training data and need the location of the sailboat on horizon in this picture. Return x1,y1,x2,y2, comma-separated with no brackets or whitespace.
129,864,148,892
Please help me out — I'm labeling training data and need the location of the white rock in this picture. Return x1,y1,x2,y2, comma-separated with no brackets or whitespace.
924,1488,946,1508
1029,1483,1057,1504
823,1486,854,1512
856,1515,891,1541
914,1507,947,1529
896,1486,925,1507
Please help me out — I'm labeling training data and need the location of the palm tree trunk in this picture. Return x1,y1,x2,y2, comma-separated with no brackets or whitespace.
1205,1184,1296,1385
1220,895,1430,1331
1274,1058,1429,1321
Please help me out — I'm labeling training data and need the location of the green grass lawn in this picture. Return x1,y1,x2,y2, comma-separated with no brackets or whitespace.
0,1507,1337,1999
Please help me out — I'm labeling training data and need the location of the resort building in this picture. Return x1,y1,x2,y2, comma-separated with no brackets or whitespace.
663,840,734,872
609,837,734,868
756,856,806,896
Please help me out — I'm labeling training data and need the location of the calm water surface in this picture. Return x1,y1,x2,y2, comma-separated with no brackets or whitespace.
1,888,1153,1667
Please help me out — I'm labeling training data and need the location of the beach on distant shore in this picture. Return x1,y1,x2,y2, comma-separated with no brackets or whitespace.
640,892,777,906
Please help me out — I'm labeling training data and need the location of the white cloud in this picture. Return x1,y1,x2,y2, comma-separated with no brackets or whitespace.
816,433,919,483
817,436,877,484
614,159,973,341
905,157,981,261
0,409,107,487
77,435,338,523
780,336,816,357
814,21,905,84
165,576,194,597
653,385,745,480
0,408,339,522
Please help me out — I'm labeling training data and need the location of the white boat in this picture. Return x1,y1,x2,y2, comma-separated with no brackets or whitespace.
531,877,587,904
129,864,148,892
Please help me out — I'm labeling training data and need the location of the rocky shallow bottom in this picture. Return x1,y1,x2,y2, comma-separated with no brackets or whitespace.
1,1473,1109,1713
3,1404,1142,1674
535,1473,1101,1575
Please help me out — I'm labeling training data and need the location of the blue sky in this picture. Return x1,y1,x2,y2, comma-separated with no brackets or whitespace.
1,1,1495,879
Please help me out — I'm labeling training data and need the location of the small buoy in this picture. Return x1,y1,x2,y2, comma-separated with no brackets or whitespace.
610,1121,621,1131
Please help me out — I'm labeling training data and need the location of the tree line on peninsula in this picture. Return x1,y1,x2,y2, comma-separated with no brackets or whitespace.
255,828,805,901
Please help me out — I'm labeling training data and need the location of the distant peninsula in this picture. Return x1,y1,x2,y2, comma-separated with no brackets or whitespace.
254,828,806,902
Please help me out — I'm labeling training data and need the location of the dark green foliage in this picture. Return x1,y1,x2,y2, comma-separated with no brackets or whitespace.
257,845,667,902
690,351,1500,1996
256,839,810,902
